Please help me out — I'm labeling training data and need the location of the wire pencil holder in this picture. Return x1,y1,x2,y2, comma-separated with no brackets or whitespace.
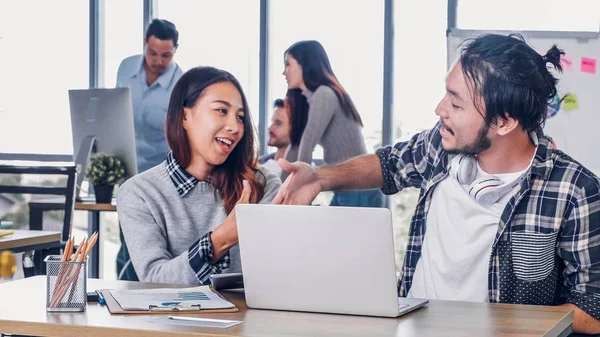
45,255,87,312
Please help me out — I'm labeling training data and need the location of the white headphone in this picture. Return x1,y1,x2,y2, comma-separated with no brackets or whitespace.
449,154,527,205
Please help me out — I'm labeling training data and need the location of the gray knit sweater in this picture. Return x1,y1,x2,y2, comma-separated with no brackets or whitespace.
285,85,367,167
116,162,281,285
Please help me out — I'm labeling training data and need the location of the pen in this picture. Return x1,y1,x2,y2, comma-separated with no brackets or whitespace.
167,316,240,324
95,289,106,305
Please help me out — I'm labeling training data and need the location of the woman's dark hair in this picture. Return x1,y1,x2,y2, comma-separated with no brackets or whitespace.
145,19,179,48
285,40,363,126
286,89,309,147
165,66,264,214
459,33,564,132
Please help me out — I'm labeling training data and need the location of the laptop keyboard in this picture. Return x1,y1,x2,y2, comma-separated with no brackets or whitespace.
398,298,410,310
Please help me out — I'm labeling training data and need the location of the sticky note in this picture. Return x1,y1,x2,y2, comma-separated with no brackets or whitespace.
581,57,596,74
0,230,14,238
560,56,573,71
562,94,579,111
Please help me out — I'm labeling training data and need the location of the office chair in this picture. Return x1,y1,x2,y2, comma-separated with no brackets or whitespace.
0,161,77,276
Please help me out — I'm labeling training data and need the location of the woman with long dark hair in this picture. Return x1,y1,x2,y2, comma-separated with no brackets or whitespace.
117,66,280,284
286,88,309,150
281,40,383,207
280,88,309,181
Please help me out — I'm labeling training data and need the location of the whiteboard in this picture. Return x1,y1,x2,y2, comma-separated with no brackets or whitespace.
447,29,600,172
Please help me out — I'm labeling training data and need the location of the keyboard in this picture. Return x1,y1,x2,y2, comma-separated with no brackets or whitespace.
398,298,409,310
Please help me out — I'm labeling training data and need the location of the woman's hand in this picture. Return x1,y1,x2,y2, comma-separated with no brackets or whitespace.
210,180,251,262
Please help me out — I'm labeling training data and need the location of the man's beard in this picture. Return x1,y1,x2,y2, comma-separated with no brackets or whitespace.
446,122,491,155
268,139,288,149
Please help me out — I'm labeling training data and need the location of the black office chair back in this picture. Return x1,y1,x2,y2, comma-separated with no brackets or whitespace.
0,163,77,243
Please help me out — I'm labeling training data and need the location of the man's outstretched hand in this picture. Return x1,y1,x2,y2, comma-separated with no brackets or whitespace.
272,159,322,205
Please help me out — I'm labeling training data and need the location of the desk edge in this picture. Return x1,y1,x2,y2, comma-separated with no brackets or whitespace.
544,309,574,337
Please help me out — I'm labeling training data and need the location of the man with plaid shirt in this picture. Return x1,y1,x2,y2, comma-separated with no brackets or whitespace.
274,34,600,335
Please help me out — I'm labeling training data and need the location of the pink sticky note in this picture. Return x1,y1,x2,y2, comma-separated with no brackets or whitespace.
581,57,596,74
560,56,573,71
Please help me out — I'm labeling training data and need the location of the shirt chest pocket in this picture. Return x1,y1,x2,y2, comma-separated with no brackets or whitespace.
143,104,168,131
511,231,558,282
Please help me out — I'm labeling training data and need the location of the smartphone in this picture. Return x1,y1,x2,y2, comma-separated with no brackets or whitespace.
209,272,244,290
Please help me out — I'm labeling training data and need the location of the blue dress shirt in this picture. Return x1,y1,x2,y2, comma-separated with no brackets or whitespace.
116,54,183,173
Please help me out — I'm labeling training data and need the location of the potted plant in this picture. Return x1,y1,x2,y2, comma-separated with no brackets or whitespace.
85,153,126,203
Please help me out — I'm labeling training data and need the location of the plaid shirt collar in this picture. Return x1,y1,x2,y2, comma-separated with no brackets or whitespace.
165,151,200,197
530,137,553,180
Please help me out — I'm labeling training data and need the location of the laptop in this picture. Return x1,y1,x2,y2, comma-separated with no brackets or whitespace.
236,204,428,317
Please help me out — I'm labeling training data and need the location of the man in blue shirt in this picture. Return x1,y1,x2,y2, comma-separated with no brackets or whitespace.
115,19,183,282
116,19,183,174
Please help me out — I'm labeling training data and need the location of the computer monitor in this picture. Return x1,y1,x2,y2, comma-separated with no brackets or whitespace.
68,88,138,199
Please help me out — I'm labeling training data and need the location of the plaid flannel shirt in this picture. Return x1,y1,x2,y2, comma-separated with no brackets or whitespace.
376,122,600,321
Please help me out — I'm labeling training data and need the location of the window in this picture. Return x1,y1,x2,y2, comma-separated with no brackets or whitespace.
394,0,447,141
104,0,143,88
96,1,144,280
156,0,260,127
268,0,385,155
392,0,448,268
457,0,600,32
0,0,89,156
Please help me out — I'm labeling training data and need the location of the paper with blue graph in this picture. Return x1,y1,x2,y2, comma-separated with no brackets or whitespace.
109,286,235,311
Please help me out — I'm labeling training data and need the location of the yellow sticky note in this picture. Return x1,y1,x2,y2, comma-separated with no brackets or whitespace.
0,230,14,238
563,94,579,111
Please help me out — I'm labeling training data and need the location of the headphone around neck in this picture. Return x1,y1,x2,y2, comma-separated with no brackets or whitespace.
449,154,526,205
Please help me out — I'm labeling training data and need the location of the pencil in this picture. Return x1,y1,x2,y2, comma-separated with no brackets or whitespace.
61,237,71,262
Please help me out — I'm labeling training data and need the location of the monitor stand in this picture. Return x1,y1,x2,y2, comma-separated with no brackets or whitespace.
74,135,96,201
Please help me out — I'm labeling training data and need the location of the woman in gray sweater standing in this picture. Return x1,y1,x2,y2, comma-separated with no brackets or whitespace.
117,66,280,284
282,40,383,207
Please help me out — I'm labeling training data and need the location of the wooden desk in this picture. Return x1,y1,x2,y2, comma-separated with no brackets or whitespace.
0,276,573,337
0,230,61,253
29,197,116,278
28,197,117,212
76,201,116,212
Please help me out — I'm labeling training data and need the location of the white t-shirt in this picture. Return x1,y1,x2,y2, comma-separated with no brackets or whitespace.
407,163,526,302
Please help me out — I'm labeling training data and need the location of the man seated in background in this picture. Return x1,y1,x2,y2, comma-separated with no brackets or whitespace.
274,34,600,335
259,99,290,177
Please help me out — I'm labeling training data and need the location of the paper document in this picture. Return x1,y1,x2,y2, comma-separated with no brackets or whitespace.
109,286,234,311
